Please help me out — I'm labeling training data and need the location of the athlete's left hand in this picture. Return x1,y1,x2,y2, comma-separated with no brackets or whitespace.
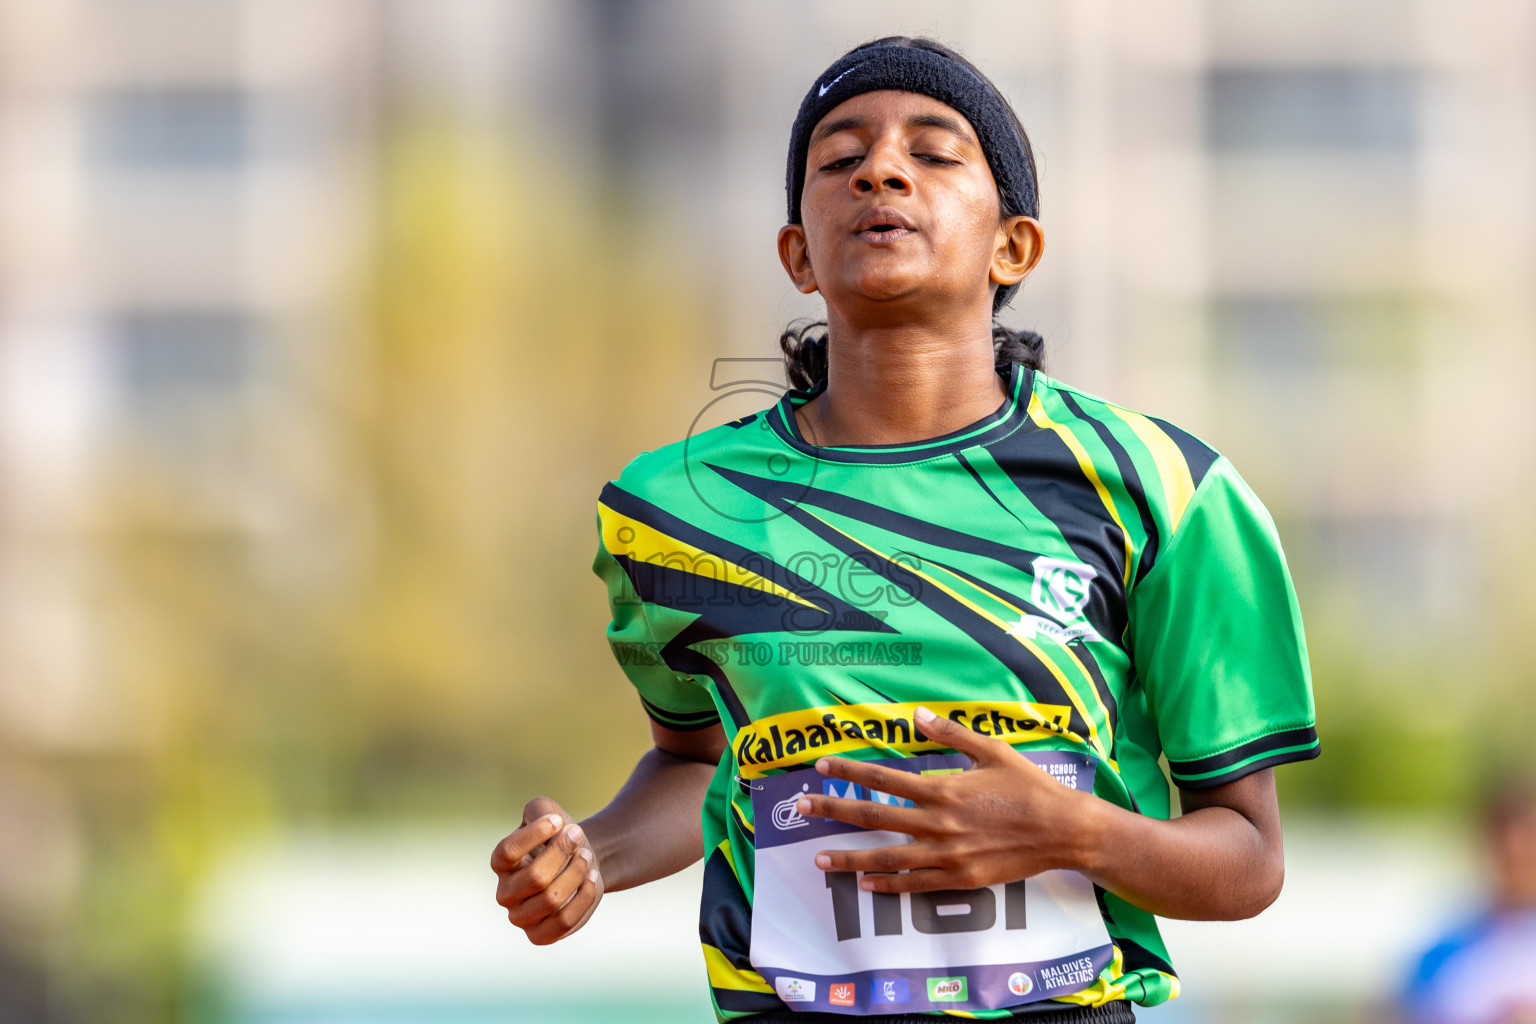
796,706,1095,893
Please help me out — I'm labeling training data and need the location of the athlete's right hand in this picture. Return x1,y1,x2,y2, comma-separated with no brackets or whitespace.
491,797,604,945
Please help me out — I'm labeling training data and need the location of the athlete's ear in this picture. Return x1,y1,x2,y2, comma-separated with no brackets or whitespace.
778,223,819,295
990,215,1044,289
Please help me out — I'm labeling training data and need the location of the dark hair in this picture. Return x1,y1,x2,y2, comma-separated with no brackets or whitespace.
780,36,1046,391
780,320,1045,392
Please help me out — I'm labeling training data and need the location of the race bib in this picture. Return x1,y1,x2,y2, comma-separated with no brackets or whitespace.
748,750,1114,1014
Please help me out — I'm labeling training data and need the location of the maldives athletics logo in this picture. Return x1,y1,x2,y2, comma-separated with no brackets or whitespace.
1008,971,1034,996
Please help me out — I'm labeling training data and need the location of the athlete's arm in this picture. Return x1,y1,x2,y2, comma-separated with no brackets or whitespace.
580,719,728,891
798,707,1284,922
491,718,726,944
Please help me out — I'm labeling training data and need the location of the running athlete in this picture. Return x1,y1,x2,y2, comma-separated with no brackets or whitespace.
492,37,1319,1023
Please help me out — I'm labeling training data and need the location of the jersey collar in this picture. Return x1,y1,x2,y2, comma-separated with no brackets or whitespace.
767,361,1034,465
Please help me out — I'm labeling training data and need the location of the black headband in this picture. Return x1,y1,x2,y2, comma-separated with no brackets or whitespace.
785,44,1038,312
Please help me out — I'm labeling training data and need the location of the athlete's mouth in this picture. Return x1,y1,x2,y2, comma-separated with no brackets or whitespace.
853,207,916,243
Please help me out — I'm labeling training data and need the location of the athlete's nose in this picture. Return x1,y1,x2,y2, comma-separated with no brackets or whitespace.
851,137,913,199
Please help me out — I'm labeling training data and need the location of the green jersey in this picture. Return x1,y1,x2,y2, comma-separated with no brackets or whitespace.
592,362,1317,1019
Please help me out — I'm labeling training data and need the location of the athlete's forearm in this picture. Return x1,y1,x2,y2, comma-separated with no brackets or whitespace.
1072,772,1283,921
579,746,717,892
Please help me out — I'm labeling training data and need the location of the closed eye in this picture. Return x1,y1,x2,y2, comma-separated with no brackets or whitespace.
819,155,861,171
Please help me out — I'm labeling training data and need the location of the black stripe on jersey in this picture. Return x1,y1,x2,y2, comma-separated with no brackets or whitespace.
704,463,1055,579
709,462,1127,671
608,558,757,728
768,499,1096,744
706,988,780,1013
1168,726,1317,777
917,557,1122,744
1116,936,1177,979
606,482,911,731
700,845,784,1015
1144,414,1220,490
846,675,899,703
640,695,720,731
1172,744,1322,791
984,427,1128,629
601,483,853,614
656,618,752,729
955,450,1026,527
1168,726,1320,790
766,366,1036,466
1056,391,1159,587
712,988,784,1015
1058,641,1120,763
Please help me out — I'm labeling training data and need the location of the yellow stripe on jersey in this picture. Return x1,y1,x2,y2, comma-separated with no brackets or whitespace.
1108,406,1197,531
793,507,1112,763
1027,393,1134,586
915,555,1116,763
598,500,820,609
730,795,753,835
702,943,773,993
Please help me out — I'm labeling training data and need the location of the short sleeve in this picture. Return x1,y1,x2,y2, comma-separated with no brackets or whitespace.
1127,456,1318,790
591,508,721,732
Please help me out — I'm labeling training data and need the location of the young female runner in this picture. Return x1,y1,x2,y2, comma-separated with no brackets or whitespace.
492,37,1318,1023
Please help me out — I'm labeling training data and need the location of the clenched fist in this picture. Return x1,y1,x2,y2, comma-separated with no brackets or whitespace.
491,797,604,944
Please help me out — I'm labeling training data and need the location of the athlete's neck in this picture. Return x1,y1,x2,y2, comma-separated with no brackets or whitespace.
794,313,1006,448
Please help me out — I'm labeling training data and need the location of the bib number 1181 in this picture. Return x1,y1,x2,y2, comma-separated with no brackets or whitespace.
824,872,1028,941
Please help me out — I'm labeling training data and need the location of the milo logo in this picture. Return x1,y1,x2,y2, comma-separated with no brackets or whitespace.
926,976,967,1002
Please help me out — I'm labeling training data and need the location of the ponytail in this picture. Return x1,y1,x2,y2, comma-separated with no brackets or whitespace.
778,320,829,391
991,324,1046,373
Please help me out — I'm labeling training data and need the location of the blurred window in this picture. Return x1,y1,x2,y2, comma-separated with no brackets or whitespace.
109,309,256,491
1310,516,1434,599
1287,515,1469,634
1206,68,1417,150
88,87,248,168
1211,293,1420,374
116,309,251,399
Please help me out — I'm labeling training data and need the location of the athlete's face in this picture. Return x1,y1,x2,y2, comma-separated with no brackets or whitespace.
778,90,1042,319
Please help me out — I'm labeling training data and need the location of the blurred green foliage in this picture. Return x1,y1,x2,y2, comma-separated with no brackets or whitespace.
38,111,709,1024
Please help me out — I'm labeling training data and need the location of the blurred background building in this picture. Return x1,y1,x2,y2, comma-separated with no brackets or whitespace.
0,0,1533,1021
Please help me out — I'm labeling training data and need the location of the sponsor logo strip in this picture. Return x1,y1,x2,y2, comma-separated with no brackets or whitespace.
754,944,1115,1012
